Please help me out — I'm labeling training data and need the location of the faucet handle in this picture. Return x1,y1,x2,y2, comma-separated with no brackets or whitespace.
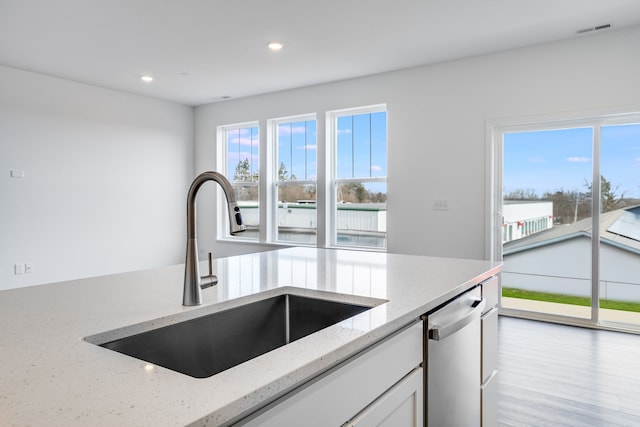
200,252,218,289
200,275,218,289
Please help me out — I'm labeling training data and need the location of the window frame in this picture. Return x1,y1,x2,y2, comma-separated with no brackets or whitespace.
217,104,388,251
269,113,319,245
327,104,388,250
218,121,260,241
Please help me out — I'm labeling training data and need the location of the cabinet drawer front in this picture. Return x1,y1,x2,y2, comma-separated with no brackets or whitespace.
481,276,499,311
238,321,423,427
481,307,498,382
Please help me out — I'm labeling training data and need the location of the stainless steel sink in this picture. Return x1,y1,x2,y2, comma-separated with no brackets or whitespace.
97,294,374,378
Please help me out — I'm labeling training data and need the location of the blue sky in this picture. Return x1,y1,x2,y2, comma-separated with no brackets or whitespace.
504,124,640,199
227,112,387,183
277,120,317,180
336,111,387,180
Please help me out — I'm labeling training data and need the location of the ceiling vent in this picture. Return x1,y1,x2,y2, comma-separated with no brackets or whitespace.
576,23,613,36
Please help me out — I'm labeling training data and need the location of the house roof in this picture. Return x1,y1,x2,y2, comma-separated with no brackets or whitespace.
504,205,640,256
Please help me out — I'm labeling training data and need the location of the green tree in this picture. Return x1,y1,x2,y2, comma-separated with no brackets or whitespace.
584,175,626,213
542,188,588,224
338,183,367,202
234,158,250,182
233,158,259,182
504,188,539,200
278,162,288,181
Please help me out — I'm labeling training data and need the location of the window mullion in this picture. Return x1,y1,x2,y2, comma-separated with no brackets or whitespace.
369,113,372,178
591,123,601,324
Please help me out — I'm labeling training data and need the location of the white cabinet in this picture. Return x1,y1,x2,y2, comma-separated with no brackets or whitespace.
481,370,498,427
480,276,499,427
481,307,498,382
345,367,423,427
236,321,423,427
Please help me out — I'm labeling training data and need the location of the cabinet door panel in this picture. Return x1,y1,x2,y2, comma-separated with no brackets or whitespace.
481,372,498,427
346,367,423,427
237,322,423,427
481,307,498,382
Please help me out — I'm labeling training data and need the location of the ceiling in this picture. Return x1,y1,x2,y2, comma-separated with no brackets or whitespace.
2,0,640,106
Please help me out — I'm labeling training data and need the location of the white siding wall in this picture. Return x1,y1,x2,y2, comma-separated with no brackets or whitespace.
503,238,640,301
600,245,640,301
503,202,553,223
503,237,591,297
502,202,554,242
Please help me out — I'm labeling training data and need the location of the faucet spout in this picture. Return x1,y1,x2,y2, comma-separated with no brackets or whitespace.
183,171,246,306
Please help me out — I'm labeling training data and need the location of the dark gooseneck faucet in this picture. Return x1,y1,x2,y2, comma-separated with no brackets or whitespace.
183,171,245,306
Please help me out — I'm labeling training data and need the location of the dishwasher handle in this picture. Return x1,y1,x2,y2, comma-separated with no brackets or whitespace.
428,297,486,341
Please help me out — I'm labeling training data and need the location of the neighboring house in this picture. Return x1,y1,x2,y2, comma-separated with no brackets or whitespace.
503,205,640,302
502,201,554,243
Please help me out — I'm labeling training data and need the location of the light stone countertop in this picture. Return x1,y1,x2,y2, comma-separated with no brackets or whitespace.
0,247,501,426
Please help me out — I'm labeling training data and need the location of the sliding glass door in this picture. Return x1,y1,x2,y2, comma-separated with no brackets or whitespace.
599,123,640,327
494,114,640,330
501,127,593,320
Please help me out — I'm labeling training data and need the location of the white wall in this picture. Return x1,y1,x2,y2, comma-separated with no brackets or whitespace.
195,25,640,260
0,66,194,290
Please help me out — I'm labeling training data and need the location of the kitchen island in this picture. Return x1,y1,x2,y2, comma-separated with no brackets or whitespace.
0,247,500,426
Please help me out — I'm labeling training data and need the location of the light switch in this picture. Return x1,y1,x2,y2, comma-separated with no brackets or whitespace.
10,169,25,178
14,264,25,275
433,199,449,211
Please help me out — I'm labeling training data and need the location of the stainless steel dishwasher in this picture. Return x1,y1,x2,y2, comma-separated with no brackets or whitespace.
424,286,485,427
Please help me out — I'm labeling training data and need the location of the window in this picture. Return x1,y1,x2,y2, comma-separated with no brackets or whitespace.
219,105,387,250
330,106,387,249
273,116,318,244
223,123,259,240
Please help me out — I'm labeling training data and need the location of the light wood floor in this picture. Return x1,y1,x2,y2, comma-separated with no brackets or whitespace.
498,316,640,427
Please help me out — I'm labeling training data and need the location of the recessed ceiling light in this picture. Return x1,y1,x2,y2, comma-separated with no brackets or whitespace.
141,75,154,83
267,42,283,51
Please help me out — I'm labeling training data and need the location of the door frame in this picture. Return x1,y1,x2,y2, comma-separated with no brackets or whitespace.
486,107,640,332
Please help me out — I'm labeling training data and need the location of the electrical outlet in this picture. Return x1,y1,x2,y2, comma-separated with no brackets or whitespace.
25,263,33,274
433,199,449,211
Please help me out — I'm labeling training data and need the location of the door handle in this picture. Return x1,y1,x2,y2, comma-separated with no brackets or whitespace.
428,298,486,341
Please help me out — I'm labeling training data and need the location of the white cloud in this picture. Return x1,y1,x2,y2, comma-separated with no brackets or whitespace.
278,125,310,136
227,128,258,146
528,157,546,163
297,144,317,150
371,165,382,172
237,137,257,146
